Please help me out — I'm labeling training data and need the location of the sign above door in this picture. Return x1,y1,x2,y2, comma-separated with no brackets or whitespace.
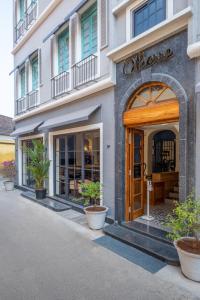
123,48,174,75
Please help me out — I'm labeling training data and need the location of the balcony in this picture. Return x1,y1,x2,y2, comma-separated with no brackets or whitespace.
16,97,26,115
51,71,70,99
72,54,97,89
27,90,38,110
15,1,38,43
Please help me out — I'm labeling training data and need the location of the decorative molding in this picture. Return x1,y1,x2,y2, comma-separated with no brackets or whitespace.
107,7,192,62
14,77,115,122
112,0,134,16
187,41,200,59
12,0,63,55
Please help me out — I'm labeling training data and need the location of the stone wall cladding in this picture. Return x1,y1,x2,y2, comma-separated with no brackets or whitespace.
114,30,196,221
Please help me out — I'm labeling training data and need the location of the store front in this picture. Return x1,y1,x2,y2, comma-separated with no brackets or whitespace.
114,30,196,225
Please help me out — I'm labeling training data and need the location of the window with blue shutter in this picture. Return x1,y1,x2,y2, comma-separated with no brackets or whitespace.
133,0,166,37
31,56,39,91
81,2,97,59
19,0,25,20
58,28,69,74
20,67,25,97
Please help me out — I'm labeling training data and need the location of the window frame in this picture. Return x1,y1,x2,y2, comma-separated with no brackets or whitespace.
81,2,98,59
53,129,100,203
57,27,70,74
132,0,166,38
31,55,39,91
19,65,26,98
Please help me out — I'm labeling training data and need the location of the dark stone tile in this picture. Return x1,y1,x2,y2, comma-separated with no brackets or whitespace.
94,236,166,273
22,191,71,212
121,221,172,245
104,224,179,266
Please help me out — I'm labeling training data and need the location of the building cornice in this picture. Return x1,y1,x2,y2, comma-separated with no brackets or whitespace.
14,77,115,122
107,7,192,63
12,0,63,55
187,41,200,59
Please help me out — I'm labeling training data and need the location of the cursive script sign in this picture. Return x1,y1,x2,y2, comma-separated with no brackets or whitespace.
123,48,174,75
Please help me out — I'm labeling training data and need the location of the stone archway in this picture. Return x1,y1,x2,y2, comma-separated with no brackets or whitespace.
115,73,189,222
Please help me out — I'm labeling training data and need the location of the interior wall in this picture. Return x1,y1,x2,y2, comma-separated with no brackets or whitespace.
143,124,179,177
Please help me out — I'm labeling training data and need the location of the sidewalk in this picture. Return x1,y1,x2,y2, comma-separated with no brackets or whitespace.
0,188,199,300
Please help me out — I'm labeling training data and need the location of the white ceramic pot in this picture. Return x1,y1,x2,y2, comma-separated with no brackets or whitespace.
4,181,14,191
84,206,108,230
174,238,200,282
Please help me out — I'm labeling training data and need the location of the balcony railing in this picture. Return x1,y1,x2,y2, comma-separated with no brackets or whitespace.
15,1,38,43
72,54,97,89
16,97,26,115
51,71,70,99
27,90,38,110
15,19,25,42
25,1,37,30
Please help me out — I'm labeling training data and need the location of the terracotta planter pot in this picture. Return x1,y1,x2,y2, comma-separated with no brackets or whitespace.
174,237,200,282
84,206,108,230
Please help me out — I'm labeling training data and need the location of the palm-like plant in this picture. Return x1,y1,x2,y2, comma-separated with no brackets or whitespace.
25,140,50,190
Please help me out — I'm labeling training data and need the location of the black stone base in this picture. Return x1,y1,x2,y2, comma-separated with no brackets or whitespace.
104,223,179,266
22,191,71,212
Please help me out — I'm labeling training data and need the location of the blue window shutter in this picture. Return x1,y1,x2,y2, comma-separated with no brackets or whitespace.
133,0,165,37
32,57,38,90
58,29,69,74
19,0,25,20
81,2,97,59
20,67,25,97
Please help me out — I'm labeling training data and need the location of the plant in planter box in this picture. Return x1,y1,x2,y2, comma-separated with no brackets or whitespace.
80,181,108,230
165,192,200,281
25,140,50,200
1,160,16,191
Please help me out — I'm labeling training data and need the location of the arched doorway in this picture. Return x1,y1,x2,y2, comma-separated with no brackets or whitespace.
123,82,179,221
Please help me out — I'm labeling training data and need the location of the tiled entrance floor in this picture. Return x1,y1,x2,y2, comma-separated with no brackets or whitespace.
137,202,176,230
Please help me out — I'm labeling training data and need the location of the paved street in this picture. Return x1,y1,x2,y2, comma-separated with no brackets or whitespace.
0,189,199,300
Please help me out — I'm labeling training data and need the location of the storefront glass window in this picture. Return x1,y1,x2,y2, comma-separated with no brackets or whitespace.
55,130,100,205
22,138,43,188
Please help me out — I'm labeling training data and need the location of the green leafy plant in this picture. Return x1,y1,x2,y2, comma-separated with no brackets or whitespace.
165,192,200,241
24,140,50,190
80,181,101,206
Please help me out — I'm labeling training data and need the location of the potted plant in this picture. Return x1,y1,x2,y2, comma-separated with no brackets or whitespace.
1,160,16,191
165,192,200,282
25,140,50,200
80,181,108,230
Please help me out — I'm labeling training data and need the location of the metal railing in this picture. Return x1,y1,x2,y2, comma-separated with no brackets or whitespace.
72,54,97,89
51,71,70,98
15,19,25,42
15,1,37,43
27,90,38,110
16,97,26,115
25,1,37,30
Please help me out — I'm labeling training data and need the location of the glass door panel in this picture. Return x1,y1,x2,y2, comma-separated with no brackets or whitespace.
129,129,144,219
55,137,66,198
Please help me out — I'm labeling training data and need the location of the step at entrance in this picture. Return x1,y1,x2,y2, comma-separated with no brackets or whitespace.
103,224,179,266
121,221,172,245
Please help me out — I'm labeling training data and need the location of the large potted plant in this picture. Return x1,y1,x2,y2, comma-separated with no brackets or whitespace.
165,192,200,282
80,181,108,230
1,160,16,191
25,140,50,200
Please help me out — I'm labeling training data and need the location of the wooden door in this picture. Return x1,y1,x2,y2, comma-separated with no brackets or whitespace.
126,128,144,220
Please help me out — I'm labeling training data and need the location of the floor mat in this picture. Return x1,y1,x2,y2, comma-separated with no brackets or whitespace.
94,235,166,273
